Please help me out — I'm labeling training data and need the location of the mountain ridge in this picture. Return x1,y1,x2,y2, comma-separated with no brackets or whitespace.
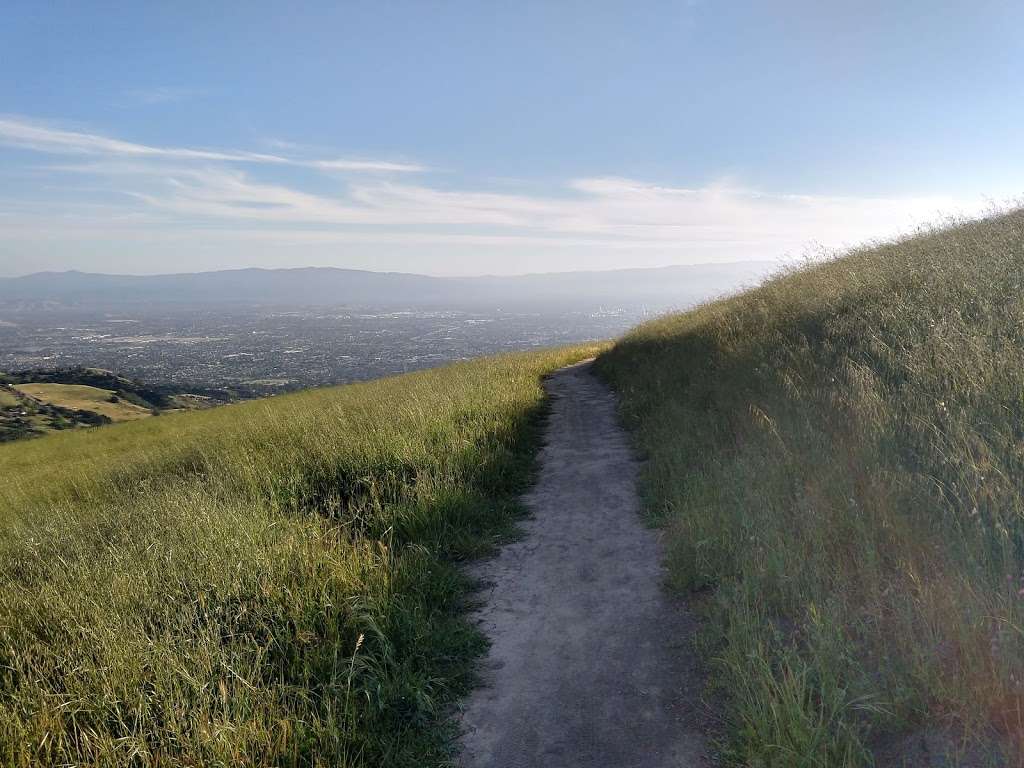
0,261,777,311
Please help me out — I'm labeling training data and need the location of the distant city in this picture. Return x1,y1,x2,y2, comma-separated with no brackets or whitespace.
0,263,774,394
0,305,647,395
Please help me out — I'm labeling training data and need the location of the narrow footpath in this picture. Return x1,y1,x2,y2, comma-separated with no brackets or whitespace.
458,361,712,768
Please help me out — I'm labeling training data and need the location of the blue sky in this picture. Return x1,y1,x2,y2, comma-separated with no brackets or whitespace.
1,0,1021,276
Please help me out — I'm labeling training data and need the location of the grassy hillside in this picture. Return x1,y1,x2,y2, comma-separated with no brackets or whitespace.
0,344,600,766
0,368,232,442
0,384,108,442
13,382,153,422
597,211,1024,766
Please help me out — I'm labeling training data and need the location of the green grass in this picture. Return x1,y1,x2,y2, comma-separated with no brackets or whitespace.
12,382,153,421
0,388,18,408
596,211,1024,765
0,344,600,766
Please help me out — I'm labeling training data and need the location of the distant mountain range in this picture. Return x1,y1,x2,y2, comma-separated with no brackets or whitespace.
0,262,777,312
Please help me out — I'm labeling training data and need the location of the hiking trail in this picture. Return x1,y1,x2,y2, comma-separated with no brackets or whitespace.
458,360,712,767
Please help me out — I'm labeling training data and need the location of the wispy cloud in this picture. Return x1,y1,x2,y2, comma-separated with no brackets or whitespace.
0,116,427,173
0,115,990,275
0,116,286,163
311,158,428,173
14,161,980,248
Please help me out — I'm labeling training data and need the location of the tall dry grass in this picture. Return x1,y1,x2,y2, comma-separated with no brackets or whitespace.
0,345,600,766
597,211,1024,765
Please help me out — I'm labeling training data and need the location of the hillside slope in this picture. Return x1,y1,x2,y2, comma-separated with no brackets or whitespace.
0,368,233,442
597,211,1024,765
0,344,600,766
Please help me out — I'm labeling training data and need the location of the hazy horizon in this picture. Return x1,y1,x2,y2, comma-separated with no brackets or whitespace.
4,258,779,281
4,1,1020,278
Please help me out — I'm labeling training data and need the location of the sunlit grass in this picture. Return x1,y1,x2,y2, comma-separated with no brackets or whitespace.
12,382,152,421
597,210,1024,765
0,344,601,766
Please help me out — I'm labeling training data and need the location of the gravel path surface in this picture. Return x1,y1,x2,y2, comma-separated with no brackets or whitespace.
458,360,712,767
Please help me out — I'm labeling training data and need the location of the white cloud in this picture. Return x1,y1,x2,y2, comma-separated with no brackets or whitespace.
312,159,428,173
0,116,286,163
0,116,427,173
0,115,994,275
6,162,982,246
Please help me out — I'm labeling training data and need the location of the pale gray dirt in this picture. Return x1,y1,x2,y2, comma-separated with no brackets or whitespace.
458,361,712,767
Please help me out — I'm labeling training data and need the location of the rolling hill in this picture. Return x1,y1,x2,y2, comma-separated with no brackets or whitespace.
0,343,602,767
0,262,775,311
12,382,151,419
0,368,233,442
596,210,1024,765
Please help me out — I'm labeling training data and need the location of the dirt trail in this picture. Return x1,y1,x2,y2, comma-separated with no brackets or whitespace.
458,361,712,767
